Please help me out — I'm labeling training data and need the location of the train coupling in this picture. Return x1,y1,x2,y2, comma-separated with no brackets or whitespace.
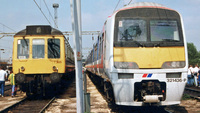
143,95,163,103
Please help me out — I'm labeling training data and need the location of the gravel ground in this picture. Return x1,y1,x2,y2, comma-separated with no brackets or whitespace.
1,81,200,113
45,76,111,113
45,76,200,113
165,99,200,113
0,85,26,111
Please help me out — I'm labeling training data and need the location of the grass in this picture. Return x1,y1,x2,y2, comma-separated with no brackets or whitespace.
182,94,191,100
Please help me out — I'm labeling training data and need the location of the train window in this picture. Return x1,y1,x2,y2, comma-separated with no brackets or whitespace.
117,19,147,42
32,39,45,59
48,39,60,58
98,41,101,59
17,39,29,59
150,20,180,42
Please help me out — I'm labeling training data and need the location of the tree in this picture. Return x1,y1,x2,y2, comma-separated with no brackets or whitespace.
187,43,200,66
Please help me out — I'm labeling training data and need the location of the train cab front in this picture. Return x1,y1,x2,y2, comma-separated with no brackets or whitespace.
12,25,66,96
111,6,187,106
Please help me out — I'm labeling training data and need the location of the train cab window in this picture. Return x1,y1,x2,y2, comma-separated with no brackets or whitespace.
48,39,60,58
117,19,147,42
32,39,45,59
17,39,29,59
150,20,180,42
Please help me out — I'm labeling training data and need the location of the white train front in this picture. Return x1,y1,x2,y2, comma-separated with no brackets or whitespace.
85,2,188,106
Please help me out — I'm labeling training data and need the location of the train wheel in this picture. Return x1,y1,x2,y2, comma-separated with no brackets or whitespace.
104,82,115,105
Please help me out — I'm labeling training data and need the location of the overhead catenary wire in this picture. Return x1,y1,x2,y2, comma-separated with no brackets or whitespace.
0,23,16,32
43,0,58,28
113,0,121,13
128,0,133,5
33,0,52,25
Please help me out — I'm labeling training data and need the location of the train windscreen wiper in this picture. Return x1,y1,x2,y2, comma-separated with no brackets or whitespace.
162,39,179,42
48,43,60,58
133,41,144,47
22,38,28,47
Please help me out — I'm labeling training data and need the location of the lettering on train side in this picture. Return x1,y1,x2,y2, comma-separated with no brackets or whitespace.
167,78,187,82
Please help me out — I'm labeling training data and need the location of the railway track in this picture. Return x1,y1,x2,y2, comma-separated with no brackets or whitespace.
184,86,200,100
0,97,55,113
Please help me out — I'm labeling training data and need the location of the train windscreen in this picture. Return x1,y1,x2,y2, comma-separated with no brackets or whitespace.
17,39,29,59
117,19,147,42
48,39,60,58
32,39,45,59
150,20,180,42
114,8,184,47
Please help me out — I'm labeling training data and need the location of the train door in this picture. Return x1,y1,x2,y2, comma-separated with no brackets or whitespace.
103,31,106,70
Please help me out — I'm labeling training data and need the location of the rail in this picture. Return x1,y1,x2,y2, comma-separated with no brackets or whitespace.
184,87,200,101
0,97,55,113
0,97,27,113
39,97,56,113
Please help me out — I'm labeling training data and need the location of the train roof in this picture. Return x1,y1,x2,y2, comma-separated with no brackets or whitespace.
125,2,165,8
106,2,176,21
119,2,173,11
14,25,63,36
110,2,174,17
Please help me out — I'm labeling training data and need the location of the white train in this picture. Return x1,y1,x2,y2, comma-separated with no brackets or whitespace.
85,2,188,106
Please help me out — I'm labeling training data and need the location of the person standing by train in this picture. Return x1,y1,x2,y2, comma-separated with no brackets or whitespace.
187,65,194,86
198,67,200,87
8,70,15,97
193,65,199,87
0,66,7,97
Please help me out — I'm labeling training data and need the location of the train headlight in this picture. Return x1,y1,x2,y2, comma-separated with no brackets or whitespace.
21,66,25,71
161,61,185,68
114,62,139,69
53,66,58,71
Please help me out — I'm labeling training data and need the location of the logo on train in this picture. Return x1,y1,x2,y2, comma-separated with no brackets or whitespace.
142,73,153,78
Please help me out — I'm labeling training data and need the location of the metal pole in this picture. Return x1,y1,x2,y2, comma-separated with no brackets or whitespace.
53,3,59,28
0,49,4,62
0,51,1,62
83,70,87,93
83,70,91,112
70,0,84,113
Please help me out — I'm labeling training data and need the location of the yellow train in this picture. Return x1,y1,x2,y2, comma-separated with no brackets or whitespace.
12,25,74,96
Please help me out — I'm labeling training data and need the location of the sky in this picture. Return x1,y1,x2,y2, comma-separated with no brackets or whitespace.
0,0,200,62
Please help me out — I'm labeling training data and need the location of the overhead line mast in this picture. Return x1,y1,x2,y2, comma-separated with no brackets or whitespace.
70,0,84,112
53,3,59,28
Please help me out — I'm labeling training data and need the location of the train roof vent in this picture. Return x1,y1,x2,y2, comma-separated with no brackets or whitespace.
26,25,52,35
